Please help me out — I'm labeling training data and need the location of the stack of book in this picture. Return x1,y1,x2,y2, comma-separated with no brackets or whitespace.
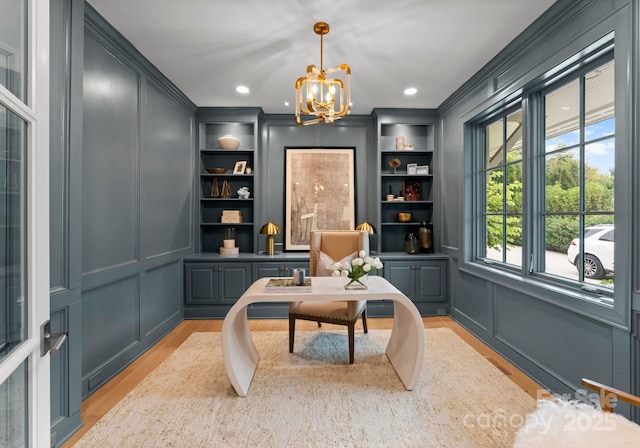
265,278,312,293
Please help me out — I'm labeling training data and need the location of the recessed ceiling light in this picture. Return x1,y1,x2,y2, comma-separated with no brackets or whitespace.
236,85,250,94
284,101,290,107
404,87,417,96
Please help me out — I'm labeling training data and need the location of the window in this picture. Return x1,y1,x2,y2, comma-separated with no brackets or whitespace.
542,59,615,288
470,48,615,299
483,108,523,268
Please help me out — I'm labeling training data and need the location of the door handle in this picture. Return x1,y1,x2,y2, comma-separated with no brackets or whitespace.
40,320,68,357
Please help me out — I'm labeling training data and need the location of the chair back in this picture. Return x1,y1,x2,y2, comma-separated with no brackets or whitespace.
309,230,369,276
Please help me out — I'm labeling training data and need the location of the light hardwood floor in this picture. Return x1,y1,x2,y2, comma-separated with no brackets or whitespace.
62,316,542,447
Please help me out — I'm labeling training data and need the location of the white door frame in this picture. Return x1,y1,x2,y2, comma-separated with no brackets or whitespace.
0,0,50,446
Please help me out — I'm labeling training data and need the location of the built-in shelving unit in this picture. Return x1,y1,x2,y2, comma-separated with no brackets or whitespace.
374,110,438,253
185,108,449,319
196,108,263,253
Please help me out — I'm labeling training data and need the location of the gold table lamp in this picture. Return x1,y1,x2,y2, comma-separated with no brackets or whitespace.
356,221,377,234
356,221,377,253
260,222,282,255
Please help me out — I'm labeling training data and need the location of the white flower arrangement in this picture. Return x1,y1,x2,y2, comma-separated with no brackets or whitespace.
331,250,383,287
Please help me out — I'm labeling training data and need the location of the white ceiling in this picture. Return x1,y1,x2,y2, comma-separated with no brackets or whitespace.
87,0,557,114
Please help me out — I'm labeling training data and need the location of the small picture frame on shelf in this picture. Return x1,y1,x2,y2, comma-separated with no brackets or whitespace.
233,160,247,174
403,179,422,201
407,163,417,175
416,165,429,175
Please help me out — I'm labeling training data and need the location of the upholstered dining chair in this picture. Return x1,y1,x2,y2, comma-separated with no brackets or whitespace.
288,230,369,364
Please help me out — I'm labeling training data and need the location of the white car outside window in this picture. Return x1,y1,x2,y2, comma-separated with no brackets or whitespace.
567,225,614,279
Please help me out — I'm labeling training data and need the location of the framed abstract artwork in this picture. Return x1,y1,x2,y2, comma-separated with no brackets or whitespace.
285,147,356,251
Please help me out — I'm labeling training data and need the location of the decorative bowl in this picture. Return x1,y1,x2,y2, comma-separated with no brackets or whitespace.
217,134,240,150
207,167,227,174
397,212,413,222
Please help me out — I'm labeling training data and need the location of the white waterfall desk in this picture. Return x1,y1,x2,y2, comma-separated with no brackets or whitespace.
221,276,425,397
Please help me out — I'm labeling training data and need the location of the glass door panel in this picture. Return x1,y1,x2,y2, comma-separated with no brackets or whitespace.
1,105,26,362
0,0,50,446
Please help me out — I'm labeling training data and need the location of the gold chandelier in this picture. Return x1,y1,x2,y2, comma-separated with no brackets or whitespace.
295,22,351,126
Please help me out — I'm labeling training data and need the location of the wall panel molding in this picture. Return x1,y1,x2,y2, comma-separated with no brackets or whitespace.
439,0,617,114
143,261,182,338
493,287,614,390
632,312,640,421
84,4,195,112
259,114,374,252
82,31,140,273
141,79,193,259
49,0,85,444
81,275,141,395
77,5,192,402
49,308,70,427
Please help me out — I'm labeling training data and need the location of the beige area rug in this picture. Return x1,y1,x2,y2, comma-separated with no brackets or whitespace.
73,328,536,447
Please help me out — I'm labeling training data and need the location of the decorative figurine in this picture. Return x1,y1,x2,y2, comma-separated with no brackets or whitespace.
237,186,250,199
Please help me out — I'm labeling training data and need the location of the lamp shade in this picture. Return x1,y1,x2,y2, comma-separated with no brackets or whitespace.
260,222,281,235
356,221,377,234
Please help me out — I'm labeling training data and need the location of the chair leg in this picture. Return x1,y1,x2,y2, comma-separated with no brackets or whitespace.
362,308,368,334
348,323,355,364
289,316,295,353
317,322,322,328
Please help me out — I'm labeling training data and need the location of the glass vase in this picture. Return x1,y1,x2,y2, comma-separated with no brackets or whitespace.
344,275,368,290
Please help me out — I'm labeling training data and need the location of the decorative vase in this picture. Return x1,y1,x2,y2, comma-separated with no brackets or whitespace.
344,275,368,290
217,134,240,150
405,233,419,254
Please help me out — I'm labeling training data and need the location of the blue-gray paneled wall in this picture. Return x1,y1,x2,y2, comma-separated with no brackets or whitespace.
79,6,195,400
49,0,84,443
144,262,183,336
81,276,139,385
82,32,139,273
142,82,193,257
438,0,638,420
492,287,613,385
49,3,196,444
256,114,375,252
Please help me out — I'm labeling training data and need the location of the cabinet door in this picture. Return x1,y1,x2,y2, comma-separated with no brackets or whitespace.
185,264,217,304
253,263,284,279
414,261,447,302
253,262,310,279
384,262,413,299
218,263,251,304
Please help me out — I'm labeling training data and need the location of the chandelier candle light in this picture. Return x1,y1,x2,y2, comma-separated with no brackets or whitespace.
332,250,383,290
295,22,351,126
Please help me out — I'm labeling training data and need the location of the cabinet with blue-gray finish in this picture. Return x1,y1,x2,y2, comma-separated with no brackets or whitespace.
384,259,447,303
252,262,309,280
184,262,251,307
